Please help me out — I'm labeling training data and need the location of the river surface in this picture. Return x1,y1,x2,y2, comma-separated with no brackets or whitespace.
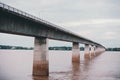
0,50,120,80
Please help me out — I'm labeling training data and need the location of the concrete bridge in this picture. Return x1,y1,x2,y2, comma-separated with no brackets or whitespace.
0,2,105,76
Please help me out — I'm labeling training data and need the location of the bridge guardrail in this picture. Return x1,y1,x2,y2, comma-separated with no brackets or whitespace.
0,2,80,36
0,2,63,30
0,2,103,46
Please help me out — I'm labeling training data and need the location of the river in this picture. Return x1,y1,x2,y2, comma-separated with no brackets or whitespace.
0,50,120,80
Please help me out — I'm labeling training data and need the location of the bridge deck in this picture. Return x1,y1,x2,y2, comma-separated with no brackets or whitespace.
0,2,105,48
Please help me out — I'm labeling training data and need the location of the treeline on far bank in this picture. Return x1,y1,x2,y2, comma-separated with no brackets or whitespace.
0,45,33,50
106,48,120,51
49,46,84,51
0,45,84,51
0,45,120,51
50,47,120,51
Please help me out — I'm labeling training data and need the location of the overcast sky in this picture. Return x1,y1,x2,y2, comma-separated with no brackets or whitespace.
0,0,120,48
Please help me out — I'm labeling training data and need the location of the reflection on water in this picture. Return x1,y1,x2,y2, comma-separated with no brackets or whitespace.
0,50,120,80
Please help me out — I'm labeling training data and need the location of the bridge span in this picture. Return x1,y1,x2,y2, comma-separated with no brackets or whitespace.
0,2,105,76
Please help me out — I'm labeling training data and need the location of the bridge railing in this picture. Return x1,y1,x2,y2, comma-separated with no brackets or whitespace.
0,2,65,31
0,2,45,22
0,2,85,38
0,2,98,45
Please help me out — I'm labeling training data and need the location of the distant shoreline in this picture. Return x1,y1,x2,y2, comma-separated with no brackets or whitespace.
0,45,120,51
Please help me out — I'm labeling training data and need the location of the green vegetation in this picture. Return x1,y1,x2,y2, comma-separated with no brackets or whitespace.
49,46,72,50
0,45,120,51
0,45,84,51
49,46,84,51
0,45,33,50
106,48,120,51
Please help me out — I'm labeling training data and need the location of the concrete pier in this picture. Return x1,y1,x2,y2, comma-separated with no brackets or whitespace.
33,37,49,76
93,46,96,56
72,42,80,63
91,46,95,58
84,44,91,60
95,46,98,54
95,47,101,55
95,47,103,56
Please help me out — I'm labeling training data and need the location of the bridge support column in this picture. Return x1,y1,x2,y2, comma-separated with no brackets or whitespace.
95,47,98,56
84,44,91,60
101,48,105,53
91,45,95,58
93,46,96,56
72,42,80,63
33,37,49,76
95,47,101,56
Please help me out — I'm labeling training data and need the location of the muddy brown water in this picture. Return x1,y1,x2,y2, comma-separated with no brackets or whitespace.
0,50,120,80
